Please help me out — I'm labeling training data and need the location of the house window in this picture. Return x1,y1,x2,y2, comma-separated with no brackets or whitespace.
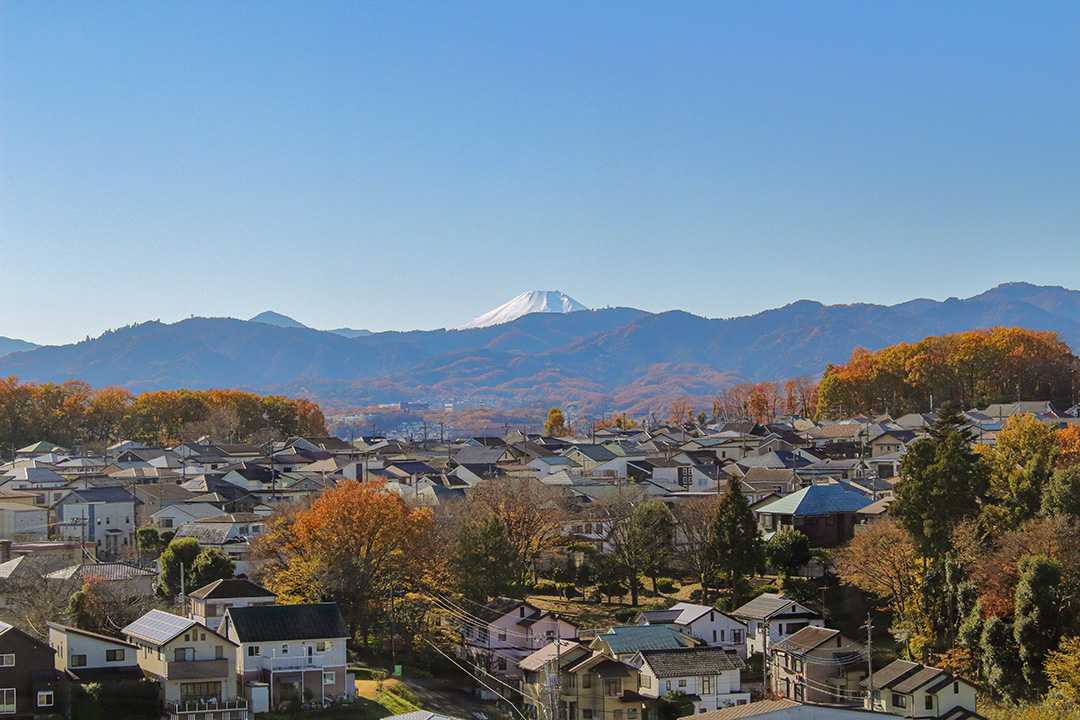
317,641,330,652
732,630,742,644
954,682,959,694
666,680,671,692
892,694,907,708
498,657,507,671
162,518,174,528
281,644,289,654
180,681,221,701
0,688,13,714
174,648,194,662
925,694,933,710
71,655,87,667
216,646,224,659
0,655,11,667
106,649,124,662
37,691,53,707
628,711,637,720
604,679,621,696
248,646,260,657
498,629,507,642
582,674,591,688
323,671,335,685
640,675,651,688
702,676,711,694
479,629,489,644
678,679,687,688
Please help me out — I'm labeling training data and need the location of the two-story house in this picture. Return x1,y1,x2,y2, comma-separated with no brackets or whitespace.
632,646,749,716
455,597,578,687
0,620,66,718
122,609,247,720
47,622,143,684
730,594,824,656
519,640,648,720
53,487,137,557
769,626,865,705
754,484,871,548
220,602,350,713
863,660,983,719
635,603,747,657
187,578,277,632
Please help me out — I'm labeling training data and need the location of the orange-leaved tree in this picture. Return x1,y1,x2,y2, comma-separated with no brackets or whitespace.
260,480,435,647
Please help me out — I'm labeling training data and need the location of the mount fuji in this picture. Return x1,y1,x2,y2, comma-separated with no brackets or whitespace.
459,290,589,329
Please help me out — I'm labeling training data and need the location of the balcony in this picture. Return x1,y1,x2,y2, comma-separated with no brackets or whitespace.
262,653,328,672
165,658,231,680
167,697,248,720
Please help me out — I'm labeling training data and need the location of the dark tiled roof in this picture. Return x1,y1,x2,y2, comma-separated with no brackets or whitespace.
226,603,348,643
772,626,840,653
188,578,276,600
640,646,744,677
473,597,529,625
731,593,795,620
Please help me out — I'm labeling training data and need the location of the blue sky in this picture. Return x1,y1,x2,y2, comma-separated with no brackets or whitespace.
3,2,1079,345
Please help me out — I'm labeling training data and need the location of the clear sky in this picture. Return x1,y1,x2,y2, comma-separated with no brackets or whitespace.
3,2,1079,346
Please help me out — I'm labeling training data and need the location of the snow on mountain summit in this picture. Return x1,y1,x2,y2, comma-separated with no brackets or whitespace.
459,291,589,330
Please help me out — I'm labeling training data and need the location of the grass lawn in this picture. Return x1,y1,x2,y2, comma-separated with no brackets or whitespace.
255,680,421,720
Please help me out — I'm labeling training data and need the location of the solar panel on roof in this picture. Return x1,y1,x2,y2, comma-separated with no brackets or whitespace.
123,609,195,645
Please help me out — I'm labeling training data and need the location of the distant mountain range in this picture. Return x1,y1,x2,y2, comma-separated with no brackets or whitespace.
2,283,1079,414
0,336,38,356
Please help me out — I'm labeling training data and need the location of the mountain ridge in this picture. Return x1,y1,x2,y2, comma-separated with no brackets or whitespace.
2,283,1078,413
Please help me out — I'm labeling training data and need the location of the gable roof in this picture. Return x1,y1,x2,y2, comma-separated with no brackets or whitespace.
188,578,276,601
595,625,691,654
225,603,348,643
123,609,200,646
731,593,820,622
639,646,745,677
48,622,138,649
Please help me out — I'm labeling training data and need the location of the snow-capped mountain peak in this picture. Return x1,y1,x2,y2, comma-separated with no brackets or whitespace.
460,291,588,330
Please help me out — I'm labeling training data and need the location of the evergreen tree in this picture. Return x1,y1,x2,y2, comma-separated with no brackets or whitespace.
981,615,1024,703
544,407,569,436
451,516,520,605
892,405,990,559
1014,555,1062,698
708,477,764,609
765,528,811,581
188,548,236,590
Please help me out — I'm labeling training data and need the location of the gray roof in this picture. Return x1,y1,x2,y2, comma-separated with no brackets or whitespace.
731,593,819,622
225,603,348,643
639,646,744,677
188,578,275,601
695,699,800,720
385,713,466,720
63,486,136,505
123,609,197,646
47,562,155,582
172,522,240,545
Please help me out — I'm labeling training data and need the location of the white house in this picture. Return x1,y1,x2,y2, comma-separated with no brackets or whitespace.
731,594,824,656
632,646,750,716
863,660,981,719
53,487,137,557
636,602,748,657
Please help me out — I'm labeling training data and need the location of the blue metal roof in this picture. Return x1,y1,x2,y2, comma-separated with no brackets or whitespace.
755,483,872,516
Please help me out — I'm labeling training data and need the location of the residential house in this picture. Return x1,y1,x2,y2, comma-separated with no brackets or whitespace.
220,603,350,713
53,486,137,557
129,483,197,527
152,502,227,531
590,625,697,663
731,594,824,656
0,497,47,542
754,484,871,548
635,603,747,657
47,622,143,684
455,597,577,685
519,640,648,720
769,626,865,705
632,646,749,715
187,578,277,632
122,609,247,720
0,620,66,718
46,561,156,598
170,519,252,574
696,699,904,720
863,660,983,719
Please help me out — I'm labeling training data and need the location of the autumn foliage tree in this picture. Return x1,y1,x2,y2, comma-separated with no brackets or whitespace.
816,328,1079,418
258,480,435,647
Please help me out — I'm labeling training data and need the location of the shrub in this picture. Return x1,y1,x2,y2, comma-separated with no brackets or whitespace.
385,682,421,705
656,577,677,593
350,666,388,681
563,583,580,599
614,607,639,623
533,580,559,595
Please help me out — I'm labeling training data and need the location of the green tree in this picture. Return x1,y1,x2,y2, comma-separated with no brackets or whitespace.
189,549,236,590
765,528,811,581
157,538,203,601
1043,466,1080,519
989,413,1058,527
136,527,164,558
1014,555,1062,698
892,405,990,559
981,615,1024,703
605,497,675,606
708,477,764,609
544,407,569,436
450,516,520,605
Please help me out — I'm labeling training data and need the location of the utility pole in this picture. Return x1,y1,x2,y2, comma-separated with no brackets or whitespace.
866,614,874,711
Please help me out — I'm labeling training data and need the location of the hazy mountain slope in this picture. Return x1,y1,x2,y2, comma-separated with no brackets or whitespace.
1,284,1078,410
0,336,38,357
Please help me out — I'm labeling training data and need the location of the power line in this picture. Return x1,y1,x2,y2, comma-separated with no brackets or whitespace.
421,637,531,720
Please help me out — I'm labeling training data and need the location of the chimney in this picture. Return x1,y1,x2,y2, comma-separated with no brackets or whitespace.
0,540,11,564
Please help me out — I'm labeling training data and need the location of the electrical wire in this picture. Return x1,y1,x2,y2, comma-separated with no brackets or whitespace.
421,637,531,720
